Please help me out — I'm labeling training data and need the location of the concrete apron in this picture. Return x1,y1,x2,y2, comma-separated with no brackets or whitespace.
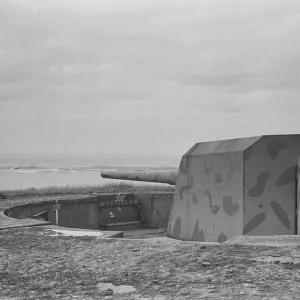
40,225,124,238
225,235,300,247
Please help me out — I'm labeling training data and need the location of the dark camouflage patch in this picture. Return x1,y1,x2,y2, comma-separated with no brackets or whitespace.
191,219,205,241
179,178,194,200
204,190,220,215
215,174,222,183
267,140,287,159
271,201,290,229
217,233,228,243
248,171,270,197
243,212,266,234
222,195,239,216
276,166,295,187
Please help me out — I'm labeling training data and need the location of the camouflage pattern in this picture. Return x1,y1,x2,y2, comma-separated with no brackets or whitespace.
101,170,178,185
167,134,300,242
244,135,300,236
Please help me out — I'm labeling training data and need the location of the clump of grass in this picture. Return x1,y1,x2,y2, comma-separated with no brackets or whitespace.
1,182,175,198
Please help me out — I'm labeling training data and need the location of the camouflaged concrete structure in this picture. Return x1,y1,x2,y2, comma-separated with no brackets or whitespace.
167,134,300,242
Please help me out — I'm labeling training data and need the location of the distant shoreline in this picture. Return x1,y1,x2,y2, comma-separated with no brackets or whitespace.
0,166,177,196
0,165,178,172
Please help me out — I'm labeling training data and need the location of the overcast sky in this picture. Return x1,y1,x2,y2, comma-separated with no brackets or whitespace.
1,0,300,158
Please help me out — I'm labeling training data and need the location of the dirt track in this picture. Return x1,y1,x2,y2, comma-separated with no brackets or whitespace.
1,227,300,299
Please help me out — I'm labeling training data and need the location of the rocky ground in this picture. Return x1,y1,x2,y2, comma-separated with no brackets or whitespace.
1,226,300,300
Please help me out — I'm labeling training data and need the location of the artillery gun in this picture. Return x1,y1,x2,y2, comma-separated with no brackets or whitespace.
100,169,177,231
101,135,300,242
101,169,178,185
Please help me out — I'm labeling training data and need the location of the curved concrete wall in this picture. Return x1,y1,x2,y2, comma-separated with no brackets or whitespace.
5,192,174,231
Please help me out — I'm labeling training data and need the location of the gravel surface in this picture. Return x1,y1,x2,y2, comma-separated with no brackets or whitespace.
1,227,300,299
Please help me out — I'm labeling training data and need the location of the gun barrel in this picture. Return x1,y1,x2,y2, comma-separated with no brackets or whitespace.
101,170,178,185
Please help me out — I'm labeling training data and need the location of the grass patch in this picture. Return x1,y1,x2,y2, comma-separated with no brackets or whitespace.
1,182,175,198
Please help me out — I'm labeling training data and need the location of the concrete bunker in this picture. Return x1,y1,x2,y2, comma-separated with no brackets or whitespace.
167,134,300,242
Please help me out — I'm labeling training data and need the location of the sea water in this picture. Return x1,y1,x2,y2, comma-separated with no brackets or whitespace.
0,168,112,190
0,156,175,190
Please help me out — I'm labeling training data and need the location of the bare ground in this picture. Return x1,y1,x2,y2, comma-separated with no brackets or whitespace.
1,227,300,300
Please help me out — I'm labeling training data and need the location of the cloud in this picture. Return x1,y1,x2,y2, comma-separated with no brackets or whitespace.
62,64,99,74
170,60,300,93
61,62,118,75
1,0,300,155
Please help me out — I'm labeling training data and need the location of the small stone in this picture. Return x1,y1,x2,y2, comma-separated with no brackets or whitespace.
53,289,65,295
161,272,171,279
97,283,115,294
103,289,113,296
202,262,211,267
244,279,253,283
180,290,189,296
114,285,136,294
98,276,109,282
200,245,207,249
166,282,176,287
132,249,140,252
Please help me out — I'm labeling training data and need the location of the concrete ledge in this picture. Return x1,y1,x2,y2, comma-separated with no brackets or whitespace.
0,210,50,230
225,235,300,247
40,225,124,238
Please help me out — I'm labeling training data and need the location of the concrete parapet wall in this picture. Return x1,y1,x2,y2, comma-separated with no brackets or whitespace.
5,194,135,230
5,192,174,230
135,192,174,229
